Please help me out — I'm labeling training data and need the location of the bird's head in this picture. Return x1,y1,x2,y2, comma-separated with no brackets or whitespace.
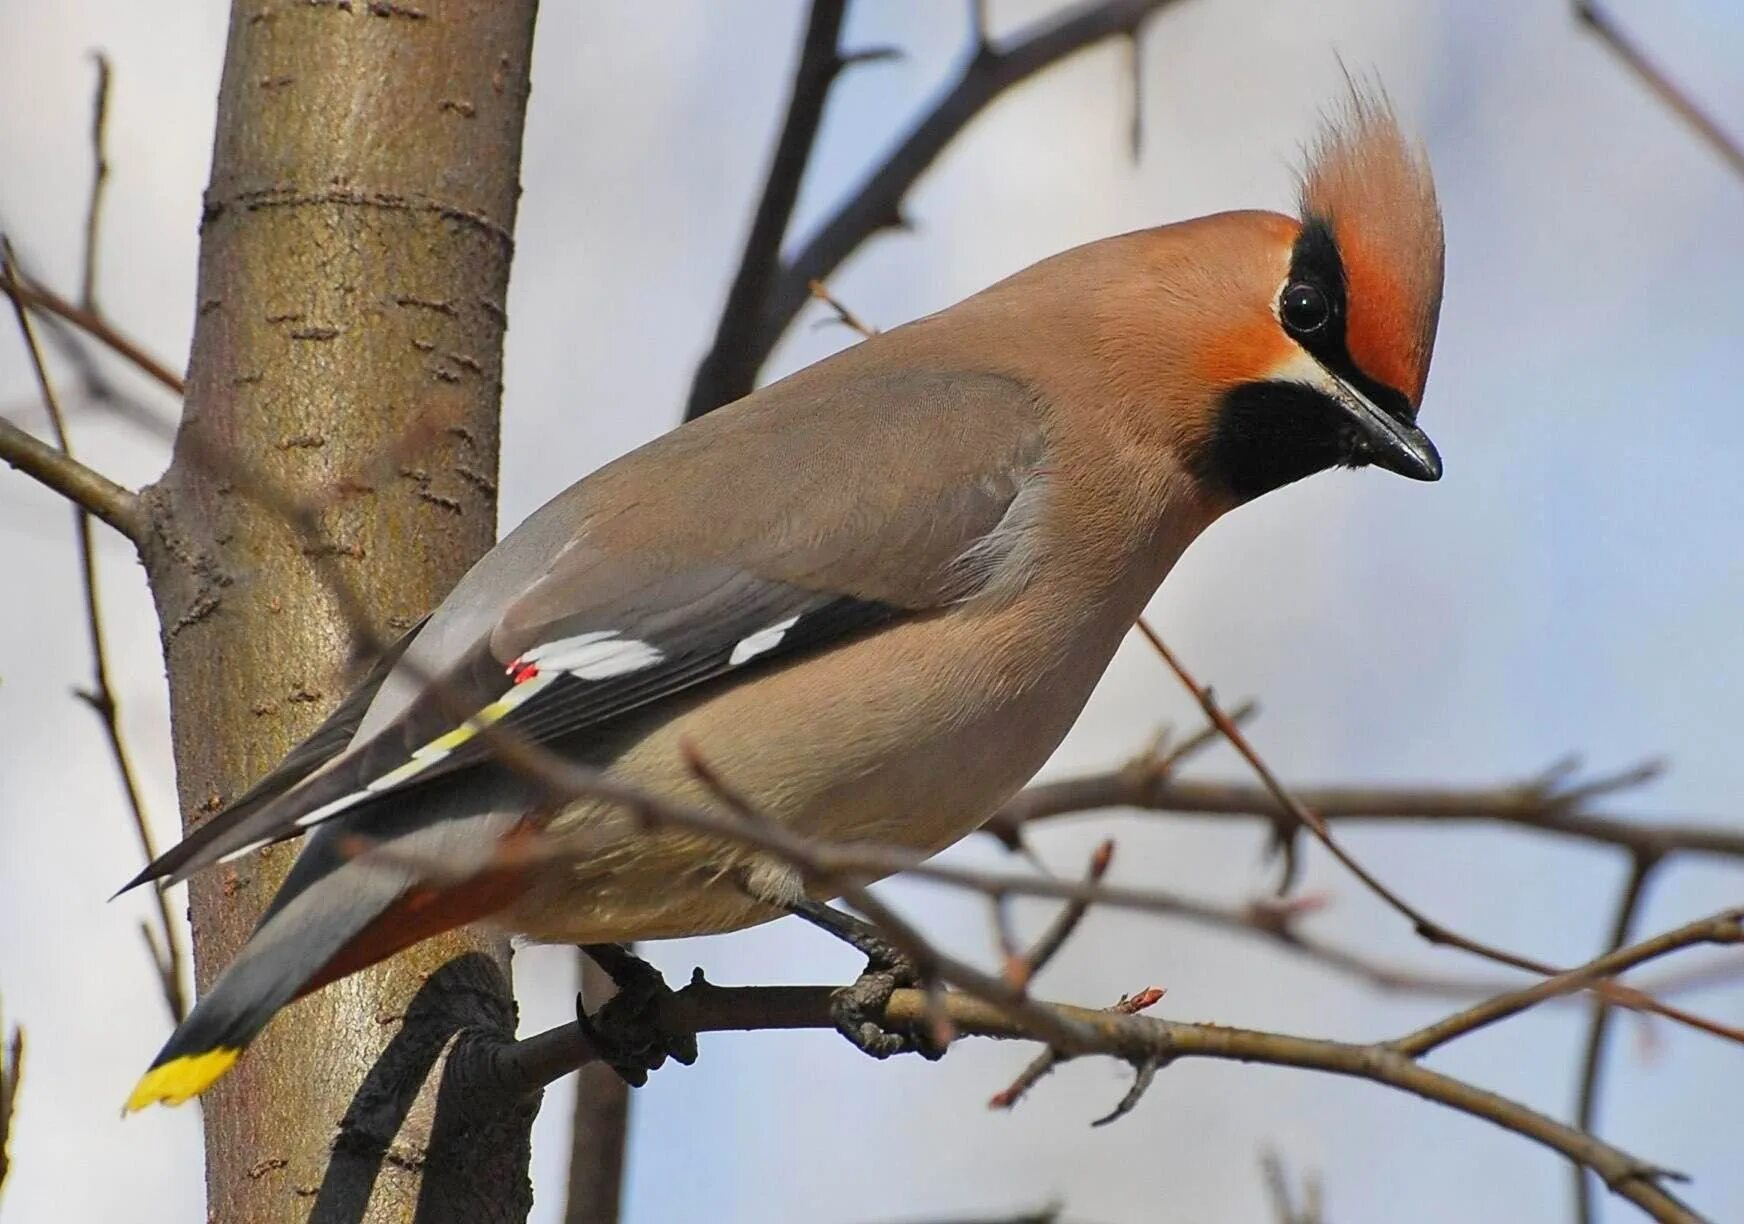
1094,90,1445,506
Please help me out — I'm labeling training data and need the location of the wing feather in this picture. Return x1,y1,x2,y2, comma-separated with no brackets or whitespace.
124,365,1048,890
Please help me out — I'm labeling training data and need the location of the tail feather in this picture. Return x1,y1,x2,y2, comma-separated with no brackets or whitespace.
125,802,531,1112
125,836,407,1111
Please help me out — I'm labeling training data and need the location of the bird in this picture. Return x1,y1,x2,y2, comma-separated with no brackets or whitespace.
121,89,1444,1111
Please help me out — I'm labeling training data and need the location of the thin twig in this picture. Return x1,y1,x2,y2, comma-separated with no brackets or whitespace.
1261,1150,1325,1224
1130,619,1735,1043
807,278,879,339
0,1003,19,1204
1576,1,1744,181
366,757,1728,1032
983,701,1256,856
6,277,184,395
1390,908,1744,1059
81,54,112,313
0,241,185,1022
989,986,1164,1112
1573,853,1661,1224
0,251,142,540
1004,839,1114,991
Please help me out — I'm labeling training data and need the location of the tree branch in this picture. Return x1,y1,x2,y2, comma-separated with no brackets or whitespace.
686,0,1185,419
477,977,1702,1223
6,278,184,397
1573,853,1662,1224
1576,2,1744,181
684,0,853,419
990,760,1744,863
0,243,144,543
0,413,141,541
1390,907,1741,1059
0,1001,19,1207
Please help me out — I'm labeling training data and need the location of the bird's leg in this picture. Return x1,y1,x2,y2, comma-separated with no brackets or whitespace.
575,942,699,1087
784,899,947,1062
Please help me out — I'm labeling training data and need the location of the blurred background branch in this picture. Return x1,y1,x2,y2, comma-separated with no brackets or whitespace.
684,0,1182,420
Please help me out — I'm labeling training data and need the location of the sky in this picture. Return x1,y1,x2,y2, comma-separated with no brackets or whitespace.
1,2,1742,1222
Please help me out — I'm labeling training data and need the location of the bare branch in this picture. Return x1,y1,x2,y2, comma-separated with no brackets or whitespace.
990,986,1165,1113
7,277,184,396
0,247,146,541
1576,2,1744,181
1003,839,1114,991
688,0,1186,418
4,82,188,1022
485,979,1703,1223
1391,907,1744,1059
0,1002,19,1205
1574,854,1661,1224
807,278,879,339
566,952,631,1224
81,53,112,313
992,758,1744,863
1129,621,1740,1044
0,413,140,540
685,1,853,418
1261,1150,1325,1224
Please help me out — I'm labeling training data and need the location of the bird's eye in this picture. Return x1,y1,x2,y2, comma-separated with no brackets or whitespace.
1280,281,1330,335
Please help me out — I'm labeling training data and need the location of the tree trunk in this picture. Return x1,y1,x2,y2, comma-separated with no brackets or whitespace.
137,2,540,1218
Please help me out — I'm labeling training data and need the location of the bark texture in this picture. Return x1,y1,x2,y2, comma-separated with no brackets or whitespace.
138,2,540,1218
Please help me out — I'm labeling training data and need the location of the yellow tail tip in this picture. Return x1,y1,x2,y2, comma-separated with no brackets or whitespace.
124,1047,241,1113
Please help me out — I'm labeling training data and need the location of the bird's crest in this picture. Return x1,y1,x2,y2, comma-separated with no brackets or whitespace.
1298,87,1444,406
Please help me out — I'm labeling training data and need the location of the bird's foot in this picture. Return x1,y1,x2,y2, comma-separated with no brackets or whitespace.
575,943,699,1087
786,900,948,1062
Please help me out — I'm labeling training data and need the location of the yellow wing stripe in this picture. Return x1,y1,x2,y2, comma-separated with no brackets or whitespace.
124,1047,241,1113
361,675,555,796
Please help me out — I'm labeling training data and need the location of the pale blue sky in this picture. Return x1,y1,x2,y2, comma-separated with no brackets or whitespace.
2,3,1741,1222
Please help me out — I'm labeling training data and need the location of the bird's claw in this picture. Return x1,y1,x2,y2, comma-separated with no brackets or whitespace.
830,949,947,1063
776,899,949,1061
576,944,699,1087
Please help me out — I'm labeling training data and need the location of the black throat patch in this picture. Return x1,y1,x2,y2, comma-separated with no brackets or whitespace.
1190,215,1417,503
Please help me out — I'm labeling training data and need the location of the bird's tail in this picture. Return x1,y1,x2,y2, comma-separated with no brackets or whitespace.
124,807,529,1112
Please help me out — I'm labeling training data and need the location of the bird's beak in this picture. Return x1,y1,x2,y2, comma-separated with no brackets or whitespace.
1327,372,1443,482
